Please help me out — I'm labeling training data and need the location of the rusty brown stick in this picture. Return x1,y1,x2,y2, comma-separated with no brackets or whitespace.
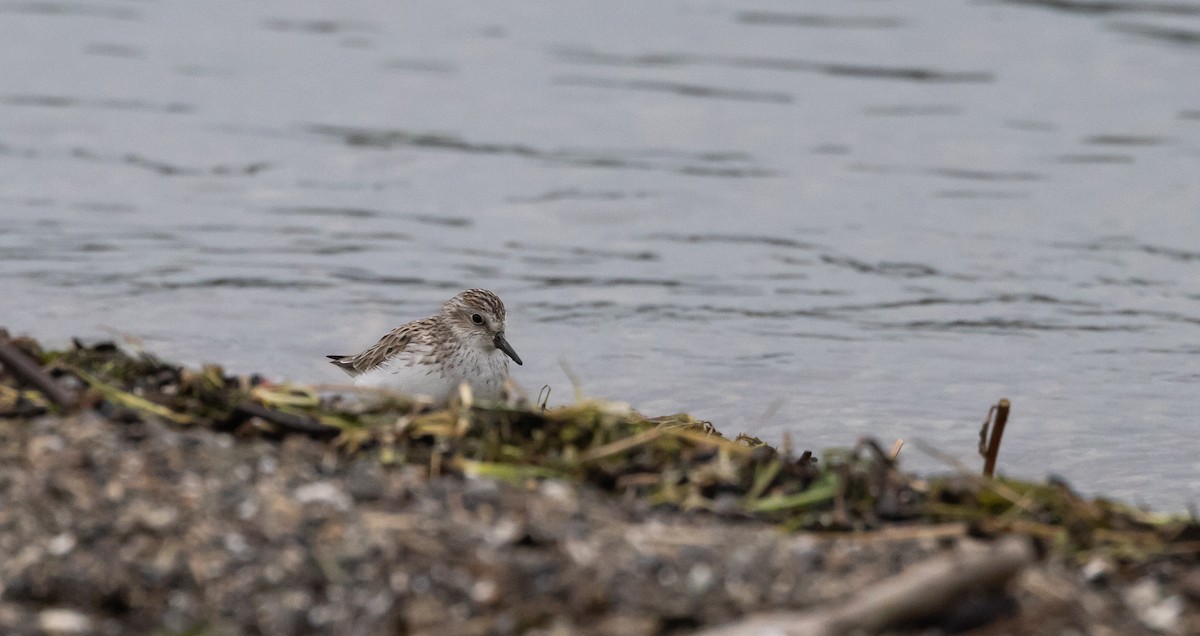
0,336,77,409
978,403,997,456
982,399,1011,478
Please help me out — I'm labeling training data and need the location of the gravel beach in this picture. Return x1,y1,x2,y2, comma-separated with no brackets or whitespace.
2,411,1197,635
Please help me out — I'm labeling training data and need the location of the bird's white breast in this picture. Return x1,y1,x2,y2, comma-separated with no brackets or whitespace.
352,345,509,404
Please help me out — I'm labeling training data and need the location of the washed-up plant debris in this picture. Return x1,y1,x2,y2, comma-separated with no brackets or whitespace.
2,333,1195,555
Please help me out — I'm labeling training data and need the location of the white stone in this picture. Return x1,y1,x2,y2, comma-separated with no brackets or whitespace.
294,481,352,511
38,609,92,633
46,533,76,556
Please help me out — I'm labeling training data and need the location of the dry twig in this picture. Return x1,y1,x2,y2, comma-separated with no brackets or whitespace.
694,535,1035,636
0,334,77,409
233,402,341,440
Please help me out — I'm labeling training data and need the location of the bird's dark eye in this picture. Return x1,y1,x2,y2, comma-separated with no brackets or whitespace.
471,313,484,325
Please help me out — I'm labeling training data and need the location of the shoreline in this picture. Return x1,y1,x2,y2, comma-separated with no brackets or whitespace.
1,333,1197,634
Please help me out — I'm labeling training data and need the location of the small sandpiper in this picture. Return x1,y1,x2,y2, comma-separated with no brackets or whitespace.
327,289,522,404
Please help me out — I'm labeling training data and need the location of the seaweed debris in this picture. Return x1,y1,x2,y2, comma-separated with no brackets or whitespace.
3,333,1195,549
1,335,871,527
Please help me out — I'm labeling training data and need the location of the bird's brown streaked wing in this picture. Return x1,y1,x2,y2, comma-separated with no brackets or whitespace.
328,319,430,375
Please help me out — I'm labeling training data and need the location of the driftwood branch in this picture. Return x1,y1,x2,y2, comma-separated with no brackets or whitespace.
0,334,77,409
233,402,342,440
693,535,1035,636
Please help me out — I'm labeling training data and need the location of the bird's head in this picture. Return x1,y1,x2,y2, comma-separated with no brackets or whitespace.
442,288,522,365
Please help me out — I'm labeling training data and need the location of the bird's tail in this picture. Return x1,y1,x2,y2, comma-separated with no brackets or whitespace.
326,355,357,376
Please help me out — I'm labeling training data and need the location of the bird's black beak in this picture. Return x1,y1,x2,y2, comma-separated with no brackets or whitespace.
494,332,522,365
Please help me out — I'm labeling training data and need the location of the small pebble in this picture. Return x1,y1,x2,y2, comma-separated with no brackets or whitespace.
688,563,715,594
38,609,92,634
294,481,351,511
46,532,76,557
1081,557,1112,585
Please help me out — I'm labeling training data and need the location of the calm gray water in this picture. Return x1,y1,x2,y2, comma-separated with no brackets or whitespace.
2,1,1199,510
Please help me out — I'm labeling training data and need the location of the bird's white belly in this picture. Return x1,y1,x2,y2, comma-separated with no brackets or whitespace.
353,350,507,404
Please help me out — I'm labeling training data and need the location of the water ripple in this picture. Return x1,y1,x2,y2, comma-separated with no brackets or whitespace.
850,163,1045,182
1002,0,1200,16
553,75,793,104
138,277,334,291
523,300,618,323
260,18,375,34
1055,153,1135,164
892,319,1145,333
1068,307,1200,326
1054,237,1200,262
934,189,1031,200
305,124,771,178
864,104,962,116
506,188,658,204
1,94,192,114
506,241,659,263
379,58,457,74
30,146,268,177
825,294,1099,313
551,47,993,83
819,255,941,278
0,1,140,20
646,233,816,250
1085,134,1167,145
329,269,431,287
270,206,472,227
736,11,903,29
522,276,683,288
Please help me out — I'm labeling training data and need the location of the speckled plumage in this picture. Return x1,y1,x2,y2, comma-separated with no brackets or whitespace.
328,289,521,404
